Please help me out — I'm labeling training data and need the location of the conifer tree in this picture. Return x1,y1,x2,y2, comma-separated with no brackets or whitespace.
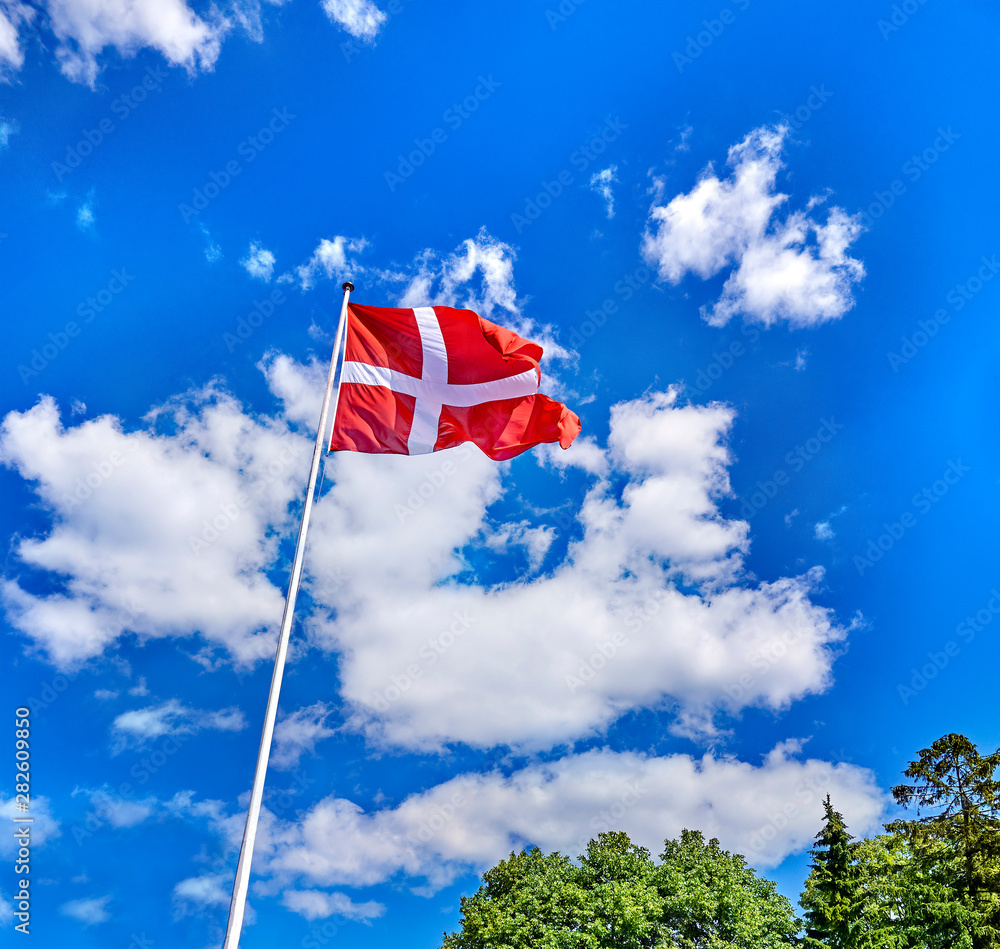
801,795,858,948
887,733,1000,949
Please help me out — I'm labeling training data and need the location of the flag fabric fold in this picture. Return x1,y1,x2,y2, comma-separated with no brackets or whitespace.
330,303,580,460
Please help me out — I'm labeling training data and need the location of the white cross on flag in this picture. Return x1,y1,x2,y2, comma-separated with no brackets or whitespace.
330,303,580,460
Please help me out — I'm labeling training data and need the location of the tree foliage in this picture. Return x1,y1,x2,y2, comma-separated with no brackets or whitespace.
887,733,1000,949
441,830,799,948
442,733,1000,949
799,733,1000,949
801,795,859,948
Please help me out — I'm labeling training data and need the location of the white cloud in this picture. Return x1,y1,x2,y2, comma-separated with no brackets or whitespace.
241,241,276,282
271,702,336,770
201,224,222,263
74,787,156,827
2,231,857,755
76,194,95,231
256,743,884,893
300,385,848,750
321,0,387,40
0,893,12,924
231,0,289,45
2,374,851,749
389,229,572,368
814,521,834,541
0,2,33,74
0,386,311,667
285,235,370,291
0,116,17,147
397,228,518,319
642,125,864,328
44,0,228,88
536,435,609,477
589,165,618,219
1,794,60,853
482,521,555,572
282,889,384,922
112,698,245,751
94,688,118,700
60,895,111,925
173,872,231,917
128,675,149,696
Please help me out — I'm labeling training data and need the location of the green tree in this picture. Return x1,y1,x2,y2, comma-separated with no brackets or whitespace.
852,833,973,949
887,733,1000,949
440,846,595,949
801,795,858,948
654,829,799,948
441,830,799,948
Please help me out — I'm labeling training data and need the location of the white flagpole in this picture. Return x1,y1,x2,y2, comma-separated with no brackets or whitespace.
222,281,355,949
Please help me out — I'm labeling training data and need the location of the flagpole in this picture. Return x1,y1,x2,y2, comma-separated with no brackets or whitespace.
222,281,354,949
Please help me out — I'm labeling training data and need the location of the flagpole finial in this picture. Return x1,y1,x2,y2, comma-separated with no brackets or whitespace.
342,281,355,292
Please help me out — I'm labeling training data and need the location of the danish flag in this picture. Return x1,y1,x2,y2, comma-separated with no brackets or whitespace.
330,303,580,460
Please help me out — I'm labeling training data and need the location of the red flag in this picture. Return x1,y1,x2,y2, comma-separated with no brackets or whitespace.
330,304,581,460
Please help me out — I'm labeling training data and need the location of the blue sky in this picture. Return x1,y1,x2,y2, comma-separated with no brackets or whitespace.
1,0,998,945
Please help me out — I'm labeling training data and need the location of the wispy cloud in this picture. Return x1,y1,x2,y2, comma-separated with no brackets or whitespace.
283,235,370,290
111,699,245,752
589,165,618,219
241,241,276,281
321,0,387,40
76,192,96,231
0,117,18,148
282,889,385,922
200,223,222,263
60,896,112,926
272,702,336,770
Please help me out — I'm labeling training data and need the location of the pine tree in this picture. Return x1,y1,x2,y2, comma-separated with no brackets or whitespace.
887,733,1000,949
801,795,858,948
